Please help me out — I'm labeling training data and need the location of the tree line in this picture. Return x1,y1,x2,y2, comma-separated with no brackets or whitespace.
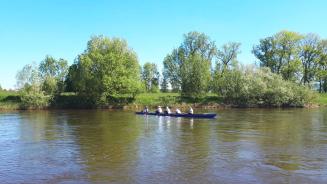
15,30,326,108
253,31,327,92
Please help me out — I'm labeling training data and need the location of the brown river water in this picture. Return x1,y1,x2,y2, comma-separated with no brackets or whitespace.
0,108,327,184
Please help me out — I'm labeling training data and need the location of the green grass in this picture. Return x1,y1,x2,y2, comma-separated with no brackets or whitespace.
315,93,327,106
0,90,21,110
134,93,180,106
134,92,222,107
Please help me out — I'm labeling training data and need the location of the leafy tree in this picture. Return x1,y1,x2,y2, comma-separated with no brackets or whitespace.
163,31,217,97
39,56,68,95
317,39,327,92
160,73,169,92
42,76,58,95
163,49,182,91
253,30,303,81
39,56,57,77
71,35,142,104
216,42,241,73
16,63,50,109
141,62,160,92
56,58,69,93
180,53,211,98
252,36,278,72
299,34,321,86
65,63,78,92
16,63,41,89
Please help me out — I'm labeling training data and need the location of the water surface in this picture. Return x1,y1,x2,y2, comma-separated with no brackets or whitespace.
0,108,327,183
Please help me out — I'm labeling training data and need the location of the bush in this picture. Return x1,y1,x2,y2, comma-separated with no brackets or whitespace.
213,66,315,107
20,85,51,109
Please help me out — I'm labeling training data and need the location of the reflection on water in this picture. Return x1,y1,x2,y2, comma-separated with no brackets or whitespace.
0,109,327,183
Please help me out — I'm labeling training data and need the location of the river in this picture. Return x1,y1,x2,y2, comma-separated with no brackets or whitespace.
0,108,327,184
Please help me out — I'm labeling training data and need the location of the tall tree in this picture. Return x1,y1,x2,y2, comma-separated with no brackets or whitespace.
142,62,160,92
163,31,217,97
39,56,68,95
163,49,182,91
317,39,327,92
16,63,41,90
253,30,303,81
252,36,278,72
160,73,169,92
65,63,78,92
180,53,211,97
299,34,321,85
216,42,241,73
71,35,142,103
39,56,57,78
212,42,241,94
16,63,50,109
56,58,69,92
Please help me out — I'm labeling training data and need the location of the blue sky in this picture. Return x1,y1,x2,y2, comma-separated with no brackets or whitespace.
1,0,327,89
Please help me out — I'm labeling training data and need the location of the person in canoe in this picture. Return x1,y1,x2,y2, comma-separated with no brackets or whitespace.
164,106,171,114
188,106,193,114
142,106,149,113
155,106,163,114
175,108,182,114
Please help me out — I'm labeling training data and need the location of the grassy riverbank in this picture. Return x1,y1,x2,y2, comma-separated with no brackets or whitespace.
1,91,327,110
0,91,20,110
0,91,222,110
134,93,222,106
314,93,327,106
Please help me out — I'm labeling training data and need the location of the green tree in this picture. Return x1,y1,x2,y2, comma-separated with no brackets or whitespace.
65,63,78,92
39,56,57,77
163,31,216,97
253,30,303,81
16,63,41,89
56,58,69,93
141,62,160,92
317,39,327,92
216,42,241,73
299,34,321,86
16,63,50,109
163,49,182,91
39,56,68,95
71,35,142,104
160,73,169,92
181,53,211,98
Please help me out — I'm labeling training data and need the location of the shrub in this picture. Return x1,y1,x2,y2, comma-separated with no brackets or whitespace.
213,66,315,107
20,85,51,109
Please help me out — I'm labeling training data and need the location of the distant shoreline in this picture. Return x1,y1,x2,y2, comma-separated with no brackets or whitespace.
0,101,322,111
1,92,325,111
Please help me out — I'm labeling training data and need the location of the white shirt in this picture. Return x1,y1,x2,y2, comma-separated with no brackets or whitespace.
189,108,193,114
166,107,171,114
176,109,181,114
157,107,162,113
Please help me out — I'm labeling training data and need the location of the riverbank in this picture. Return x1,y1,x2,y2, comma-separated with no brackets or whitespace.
0,91,20,110
1,91,326,110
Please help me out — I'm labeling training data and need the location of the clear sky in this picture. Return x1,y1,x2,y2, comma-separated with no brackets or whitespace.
1,0,327,89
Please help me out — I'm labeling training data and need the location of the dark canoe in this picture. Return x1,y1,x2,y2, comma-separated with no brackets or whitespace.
135,112,217,119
